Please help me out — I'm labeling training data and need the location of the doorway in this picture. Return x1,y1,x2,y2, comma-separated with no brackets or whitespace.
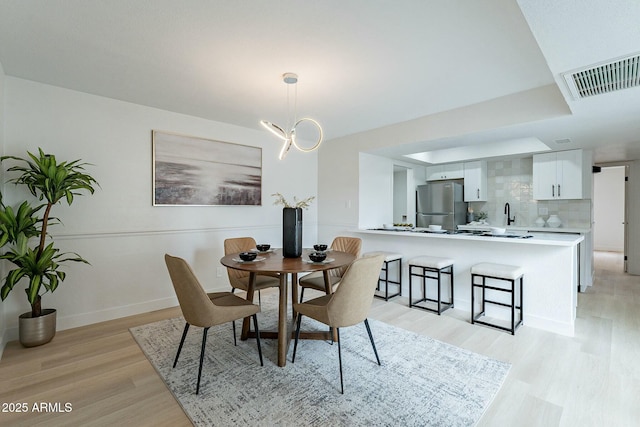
593,165,627,271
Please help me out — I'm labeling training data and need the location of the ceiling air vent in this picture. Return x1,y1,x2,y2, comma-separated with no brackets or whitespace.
562,52,640,99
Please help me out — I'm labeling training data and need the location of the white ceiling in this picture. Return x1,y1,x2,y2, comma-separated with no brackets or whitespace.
0,0,639,164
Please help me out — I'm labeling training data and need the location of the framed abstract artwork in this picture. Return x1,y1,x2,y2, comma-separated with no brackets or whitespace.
152,130,262,206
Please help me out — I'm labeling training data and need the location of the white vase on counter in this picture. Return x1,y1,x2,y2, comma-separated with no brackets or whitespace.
546,214,562,228
534,217,545,227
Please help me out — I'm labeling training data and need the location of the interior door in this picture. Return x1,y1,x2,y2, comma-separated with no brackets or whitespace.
624,165,629,272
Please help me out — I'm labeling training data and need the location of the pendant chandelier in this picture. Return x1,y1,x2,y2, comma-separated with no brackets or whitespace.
260,73,323,160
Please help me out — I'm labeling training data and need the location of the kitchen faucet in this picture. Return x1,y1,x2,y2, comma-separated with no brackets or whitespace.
504,202,515,226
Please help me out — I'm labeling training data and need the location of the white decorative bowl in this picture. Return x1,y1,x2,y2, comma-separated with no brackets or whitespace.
490,227,506,235
428,225,442,231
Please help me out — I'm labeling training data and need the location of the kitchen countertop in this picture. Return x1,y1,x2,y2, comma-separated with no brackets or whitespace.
458,224,591,234
357,228,584,247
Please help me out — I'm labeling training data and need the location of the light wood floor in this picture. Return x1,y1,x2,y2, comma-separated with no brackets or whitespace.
1,251,638,426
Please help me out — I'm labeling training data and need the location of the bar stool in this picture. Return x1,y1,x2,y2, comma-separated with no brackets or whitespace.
471,262,524,335
363,251,402,300
408,256,454,314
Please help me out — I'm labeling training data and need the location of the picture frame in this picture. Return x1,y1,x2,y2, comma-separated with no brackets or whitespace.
152,130,262,206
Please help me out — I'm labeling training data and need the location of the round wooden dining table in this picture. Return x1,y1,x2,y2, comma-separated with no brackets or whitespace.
220,248,356,367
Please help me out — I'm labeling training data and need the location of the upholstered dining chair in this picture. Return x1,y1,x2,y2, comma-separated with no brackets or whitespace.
224,237,280,302
298,236,362,302
292,254,385,394
164,254,263,395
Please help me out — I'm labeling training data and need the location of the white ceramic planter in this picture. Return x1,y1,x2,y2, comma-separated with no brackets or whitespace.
546,214,562,228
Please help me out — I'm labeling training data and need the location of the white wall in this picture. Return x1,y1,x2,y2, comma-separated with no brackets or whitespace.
359,153,393,229
393,169,407,223
593,166,625,251
0,60,6,353
1,77,318,341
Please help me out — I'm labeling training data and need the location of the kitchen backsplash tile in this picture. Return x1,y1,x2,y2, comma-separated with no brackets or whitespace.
469,157,592,228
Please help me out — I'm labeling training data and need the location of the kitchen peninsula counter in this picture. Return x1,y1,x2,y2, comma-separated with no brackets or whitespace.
358,228,584,246
353,228,583,336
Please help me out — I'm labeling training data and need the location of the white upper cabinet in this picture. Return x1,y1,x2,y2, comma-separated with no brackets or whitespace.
533,149,591,200
426,163,463,181
463,161,487,201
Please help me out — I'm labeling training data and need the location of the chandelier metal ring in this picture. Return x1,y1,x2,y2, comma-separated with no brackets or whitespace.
291,118,323,153
260,72,323,159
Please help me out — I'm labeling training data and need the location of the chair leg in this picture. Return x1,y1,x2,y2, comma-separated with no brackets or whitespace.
173,323,190,368
252,314,264,366
364,319,381,365
292,313,304,363
232,320,237,346
196,327,210,395
299,287,305,303
337,328,344,394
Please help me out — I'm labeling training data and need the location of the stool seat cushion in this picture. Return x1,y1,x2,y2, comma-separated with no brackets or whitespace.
408,256,454,269
471,262,524,280
363,251,402,262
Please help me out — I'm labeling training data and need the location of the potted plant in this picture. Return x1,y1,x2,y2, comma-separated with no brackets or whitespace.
0,148,98,347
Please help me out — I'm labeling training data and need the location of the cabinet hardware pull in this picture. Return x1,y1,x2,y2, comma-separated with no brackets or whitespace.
552,185,555,197
477,188,480,199
558,184,561,197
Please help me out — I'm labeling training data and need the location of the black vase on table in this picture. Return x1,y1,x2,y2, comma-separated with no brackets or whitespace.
282,207,302,258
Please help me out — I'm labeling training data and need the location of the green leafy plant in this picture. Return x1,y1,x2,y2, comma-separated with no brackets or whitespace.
0,148,98,317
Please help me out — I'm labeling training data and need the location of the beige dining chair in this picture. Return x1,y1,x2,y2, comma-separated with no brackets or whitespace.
224,237,280,302
292,254,385,394
164,254,263,395
298,236,362,302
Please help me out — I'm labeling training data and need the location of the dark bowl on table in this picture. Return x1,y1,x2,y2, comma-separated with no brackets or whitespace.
256,244,271,252
308,251,327,263
313,244,328,252
239,251,257,261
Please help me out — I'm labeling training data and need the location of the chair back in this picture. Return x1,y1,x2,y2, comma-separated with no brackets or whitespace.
326,254,385,327
165,254,217,327
224,237,257,282
330,236,362,277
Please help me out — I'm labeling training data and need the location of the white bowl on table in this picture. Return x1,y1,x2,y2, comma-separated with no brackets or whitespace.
428,225,442,231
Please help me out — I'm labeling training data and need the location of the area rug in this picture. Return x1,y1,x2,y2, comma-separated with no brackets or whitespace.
130,293,510,427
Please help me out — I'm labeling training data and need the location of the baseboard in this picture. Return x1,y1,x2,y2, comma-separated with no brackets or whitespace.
522,314,574,337
454,297,575,337
0,286,231,349
0,328,7,360
1,294,182,344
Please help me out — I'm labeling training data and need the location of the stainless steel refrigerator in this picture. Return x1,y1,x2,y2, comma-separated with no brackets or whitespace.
416,180,467,230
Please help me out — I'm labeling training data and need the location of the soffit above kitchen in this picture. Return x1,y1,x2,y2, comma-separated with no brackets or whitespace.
0,0,639,163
